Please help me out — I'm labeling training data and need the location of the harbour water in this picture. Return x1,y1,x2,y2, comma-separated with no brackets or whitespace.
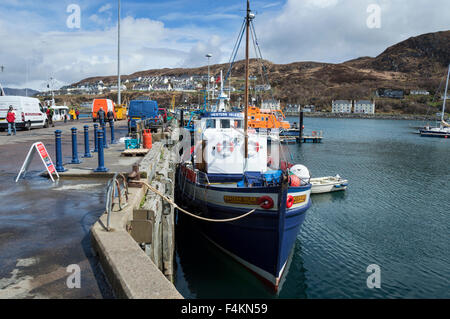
174,117,449,299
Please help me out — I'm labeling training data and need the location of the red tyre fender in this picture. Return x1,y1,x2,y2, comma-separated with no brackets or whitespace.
258,196,274,210
286,195,294,209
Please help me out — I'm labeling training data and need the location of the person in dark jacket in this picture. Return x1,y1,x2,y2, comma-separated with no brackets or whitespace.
107,110,114,126
6,106,16,136
97,108,106,125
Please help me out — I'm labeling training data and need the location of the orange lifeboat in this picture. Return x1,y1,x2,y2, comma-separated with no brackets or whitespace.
247,106,290,129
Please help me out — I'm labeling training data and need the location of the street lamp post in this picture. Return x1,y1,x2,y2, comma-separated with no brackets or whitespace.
206,53,212,106
0,66,4,96
117,0,121,106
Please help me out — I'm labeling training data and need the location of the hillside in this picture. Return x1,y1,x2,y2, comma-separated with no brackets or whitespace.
70,30,450,114
3,88,40,96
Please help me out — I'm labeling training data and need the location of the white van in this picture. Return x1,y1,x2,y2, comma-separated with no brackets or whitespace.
0,96,48,131
52,105,69,121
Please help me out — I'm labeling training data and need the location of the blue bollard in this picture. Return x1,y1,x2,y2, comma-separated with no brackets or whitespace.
55,130,67,172
93,123,99,153
109,120,117,144
83,125,92,158
94,130,109,172
71,127,82,164
102,123,109,149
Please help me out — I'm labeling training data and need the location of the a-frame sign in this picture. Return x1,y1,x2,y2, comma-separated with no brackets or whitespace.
16,142,59,182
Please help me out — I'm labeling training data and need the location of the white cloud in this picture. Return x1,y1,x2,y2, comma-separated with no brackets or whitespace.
98,4,112,13
182,35,224,68
0,15,224,90
254,0,450,64
305,0,339,8
1,0,449,91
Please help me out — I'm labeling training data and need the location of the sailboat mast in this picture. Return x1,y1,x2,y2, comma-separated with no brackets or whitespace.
244,0,250,159
441,64,450,122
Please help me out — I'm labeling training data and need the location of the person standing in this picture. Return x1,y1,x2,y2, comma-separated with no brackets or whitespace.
6,106,16,136
97,108,106,126
48,106,55,127
107,110,114,126
75,108,80,121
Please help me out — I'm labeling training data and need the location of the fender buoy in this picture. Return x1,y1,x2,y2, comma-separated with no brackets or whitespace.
258,196,274,210
286,195,294,208
289,175,301,187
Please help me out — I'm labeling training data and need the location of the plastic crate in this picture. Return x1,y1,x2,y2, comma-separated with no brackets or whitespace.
125,138,140,149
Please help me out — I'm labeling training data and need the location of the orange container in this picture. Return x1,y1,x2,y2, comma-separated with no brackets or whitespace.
143,129,152,149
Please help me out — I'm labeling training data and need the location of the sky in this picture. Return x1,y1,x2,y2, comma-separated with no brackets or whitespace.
0,0,449,90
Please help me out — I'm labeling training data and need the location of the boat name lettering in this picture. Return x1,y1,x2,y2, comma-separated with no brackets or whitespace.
224,196,260,205
293,195,306,204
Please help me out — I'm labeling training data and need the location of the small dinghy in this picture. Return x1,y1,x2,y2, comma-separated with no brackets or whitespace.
310,175,348,194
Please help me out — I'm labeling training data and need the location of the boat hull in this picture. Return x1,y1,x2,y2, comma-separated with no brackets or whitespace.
311,183,347,194
419,129,450,138
176,166,311,290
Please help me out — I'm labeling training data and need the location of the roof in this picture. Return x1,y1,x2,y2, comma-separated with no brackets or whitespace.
333,100,351,104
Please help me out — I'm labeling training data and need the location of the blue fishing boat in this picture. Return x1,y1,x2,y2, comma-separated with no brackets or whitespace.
176,1,312,291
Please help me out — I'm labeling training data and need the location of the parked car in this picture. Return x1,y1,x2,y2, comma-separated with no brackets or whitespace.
0,96,47,130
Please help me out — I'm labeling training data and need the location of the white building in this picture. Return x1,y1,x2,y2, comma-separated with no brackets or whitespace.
354,100,375,114
332,100,352,113
410,90,429,95
302,105,315,113
109,84,127,92
133,84,152,91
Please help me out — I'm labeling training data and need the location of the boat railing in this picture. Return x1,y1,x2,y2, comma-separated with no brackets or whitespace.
196,170,210,185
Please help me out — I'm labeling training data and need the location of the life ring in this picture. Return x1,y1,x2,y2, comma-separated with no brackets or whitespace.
248,141,261,157
216,141,235,157
286,195,294,208
258,196,274,210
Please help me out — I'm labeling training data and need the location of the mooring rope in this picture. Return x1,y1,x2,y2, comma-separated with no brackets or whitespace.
137,181,256,223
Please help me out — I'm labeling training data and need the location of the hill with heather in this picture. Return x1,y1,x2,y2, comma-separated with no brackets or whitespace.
69,30,450,114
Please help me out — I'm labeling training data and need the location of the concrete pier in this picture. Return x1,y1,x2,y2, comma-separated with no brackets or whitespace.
54,124,183,298
0,117,182,299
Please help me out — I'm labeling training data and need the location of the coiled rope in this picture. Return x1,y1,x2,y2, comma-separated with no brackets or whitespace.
137,181,256,223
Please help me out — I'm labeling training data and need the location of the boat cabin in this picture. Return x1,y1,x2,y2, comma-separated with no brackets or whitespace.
193,112,269,181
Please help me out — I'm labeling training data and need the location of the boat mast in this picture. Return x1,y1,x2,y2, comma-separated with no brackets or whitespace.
244,0,251,159
441,64,450,122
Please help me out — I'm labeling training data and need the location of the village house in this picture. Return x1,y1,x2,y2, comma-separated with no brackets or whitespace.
410,90,430,95
354,100,375,114
332,100,353,113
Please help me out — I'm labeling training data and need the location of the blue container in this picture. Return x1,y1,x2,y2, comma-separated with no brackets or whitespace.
125,138,140,149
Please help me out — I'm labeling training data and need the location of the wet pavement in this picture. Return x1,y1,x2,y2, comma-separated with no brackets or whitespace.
0,119,130,298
